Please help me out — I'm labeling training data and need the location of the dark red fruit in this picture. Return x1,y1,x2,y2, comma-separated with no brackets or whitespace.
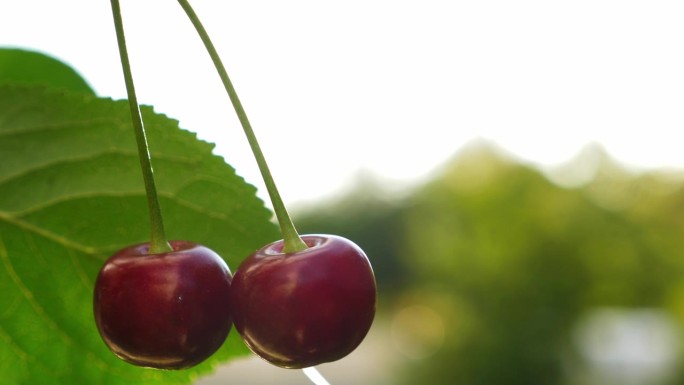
230,234,376,369
93,240,233,369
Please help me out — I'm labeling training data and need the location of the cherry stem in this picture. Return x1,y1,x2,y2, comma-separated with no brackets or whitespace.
110,0,172,254
177,0,308,253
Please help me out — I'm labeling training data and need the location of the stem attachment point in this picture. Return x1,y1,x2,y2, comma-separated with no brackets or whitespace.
110,0,172,254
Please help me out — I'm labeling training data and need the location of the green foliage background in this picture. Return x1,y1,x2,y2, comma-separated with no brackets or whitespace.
297,145,684,385
0,48,278,384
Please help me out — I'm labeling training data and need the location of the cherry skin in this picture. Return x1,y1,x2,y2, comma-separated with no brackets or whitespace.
93,240,233,369
230,234,377,369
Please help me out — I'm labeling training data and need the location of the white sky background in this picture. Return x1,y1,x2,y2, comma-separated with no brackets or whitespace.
2,0,684,206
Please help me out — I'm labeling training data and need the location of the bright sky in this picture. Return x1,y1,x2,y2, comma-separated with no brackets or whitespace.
3,0,684,205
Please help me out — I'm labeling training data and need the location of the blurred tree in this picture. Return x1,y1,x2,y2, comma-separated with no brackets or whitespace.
297,142,684,385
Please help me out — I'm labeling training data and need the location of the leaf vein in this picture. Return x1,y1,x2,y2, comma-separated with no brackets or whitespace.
0,234,120,375
0,118,122,138
0,150,200,188
0,212,99,257
0,324,30,363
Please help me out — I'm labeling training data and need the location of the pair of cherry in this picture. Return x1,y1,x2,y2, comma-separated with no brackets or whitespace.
94,0,376,372
93,234,377,370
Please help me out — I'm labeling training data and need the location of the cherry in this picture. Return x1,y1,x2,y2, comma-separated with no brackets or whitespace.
102,2,236,370
176,1,378,373
93,240,233,369
230,234,377,369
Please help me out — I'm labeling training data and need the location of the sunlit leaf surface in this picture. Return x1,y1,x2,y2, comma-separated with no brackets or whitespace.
0,85,278,384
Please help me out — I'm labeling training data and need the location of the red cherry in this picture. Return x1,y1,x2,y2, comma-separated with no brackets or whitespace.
230,234,377,368
93,240,233,369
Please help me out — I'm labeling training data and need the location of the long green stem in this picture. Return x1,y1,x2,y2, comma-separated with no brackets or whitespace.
177,0,307,253
110,0,172,254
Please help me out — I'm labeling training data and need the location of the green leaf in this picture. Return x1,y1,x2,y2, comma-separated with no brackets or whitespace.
0,85,279,384
0,48,94,94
